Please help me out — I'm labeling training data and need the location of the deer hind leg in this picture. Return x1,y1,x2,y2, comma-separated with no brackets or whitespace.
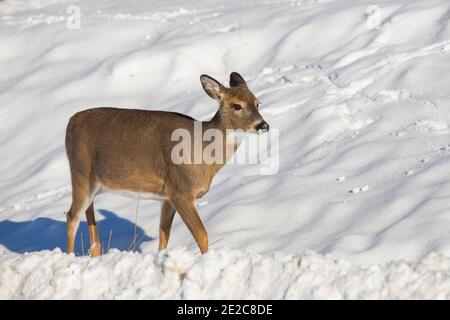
86,202,101,257
66,186,91,255
170,196,208,254
159,200,176,251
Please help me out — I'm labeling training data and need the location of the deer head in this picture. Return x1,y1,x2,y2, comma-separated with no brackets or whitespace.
200,72,269,133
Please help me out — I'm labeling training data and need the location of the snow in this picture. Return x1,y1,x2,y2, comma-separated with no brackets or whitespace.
1,0,450,299
2,247,450,299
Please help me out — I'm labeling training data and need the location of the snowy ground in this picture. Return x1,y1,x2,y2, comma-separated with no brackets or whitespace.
2,248,450,299
1,0,450,299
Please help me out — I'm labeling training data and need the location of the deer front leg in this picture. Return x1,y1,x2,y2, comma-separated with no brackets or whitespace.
159,200,176,251
170,196,208,254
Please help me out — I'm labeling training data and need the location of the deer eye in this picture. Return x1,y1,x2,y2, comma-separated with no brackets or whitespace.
232,104,242,111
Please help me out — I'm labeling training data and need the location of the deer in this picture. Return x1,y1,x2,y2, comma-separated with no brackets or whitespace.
65,72,269,257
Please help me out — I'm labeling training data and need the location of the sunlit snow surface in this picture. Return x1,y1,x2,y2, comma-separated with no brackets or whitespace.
1,0,450,299
2,248,450,299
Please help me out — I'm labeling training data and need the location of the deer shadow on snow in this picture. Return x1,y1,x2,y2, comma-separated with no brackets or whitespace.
0,209,153,255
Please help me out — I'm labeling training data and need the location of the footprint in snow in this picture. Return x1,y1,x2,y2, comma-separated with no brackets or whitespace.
349,185,369,194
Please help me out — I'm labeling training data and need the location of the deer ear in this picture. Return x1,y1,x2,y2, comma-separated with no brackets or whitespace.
229,72,247,88
200,75,224,101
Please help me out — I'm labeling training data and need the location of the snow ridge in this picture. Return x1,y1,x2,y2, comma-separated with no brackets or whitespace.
1,248,450,299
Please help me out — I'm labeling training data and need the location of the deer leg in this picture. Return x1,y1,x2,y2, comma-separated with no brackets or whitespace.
66,187,91,255
170,196,208,254
159,200,176,251
86,202,101,257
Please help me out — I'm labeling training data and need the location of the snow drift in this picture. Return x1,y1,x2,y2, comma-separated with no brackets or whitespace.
2,248,450,299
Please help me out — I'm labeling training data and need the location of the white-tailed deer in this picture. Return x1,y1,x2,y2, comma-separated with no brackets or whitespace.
65,72,269,256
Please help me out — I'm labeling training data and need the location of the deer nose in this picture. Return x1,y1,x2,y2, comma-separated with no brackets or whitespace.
255,120,269,132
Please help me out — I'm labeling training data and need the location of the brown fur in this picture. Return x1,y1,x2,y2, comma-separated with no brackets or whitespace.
65,72,268,256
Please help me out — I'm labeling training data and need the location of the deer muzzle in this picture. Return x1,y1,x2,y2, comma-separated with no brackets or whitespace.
255,120,270,133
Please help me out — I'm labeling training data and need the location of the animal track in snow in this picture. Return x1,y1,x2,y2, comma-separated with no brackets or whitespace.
329,40,450,94
349,185,369,194
262,100,309,116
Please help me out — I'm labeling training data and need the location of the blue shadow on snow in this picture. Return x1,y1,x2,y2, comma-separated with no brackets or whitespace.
0,209,153,255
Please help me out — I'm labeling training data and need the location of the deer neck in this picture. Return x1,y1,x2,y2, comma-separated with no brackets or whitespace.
202,107,239,166
204,107,226,131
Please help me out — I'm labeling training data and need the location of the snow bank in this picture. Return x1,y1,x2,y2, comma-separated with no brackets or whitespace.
1,248,450,299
